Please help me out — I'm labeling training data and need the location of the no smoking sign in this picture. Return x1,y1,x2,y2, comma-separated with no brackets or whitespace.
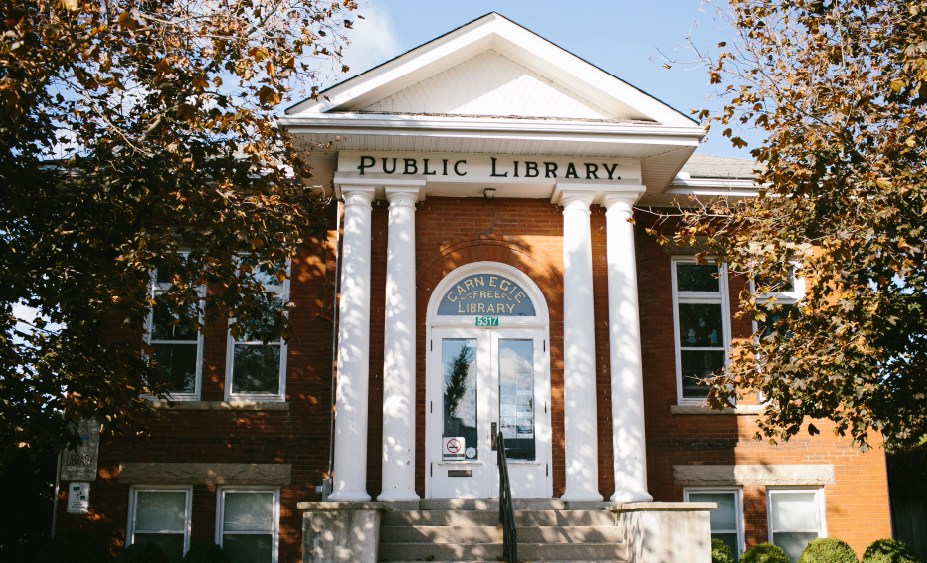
443,437,466,461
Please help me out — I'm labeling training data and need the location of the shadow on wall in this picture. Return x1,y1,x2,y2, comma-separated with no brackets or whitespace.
887,446,927,559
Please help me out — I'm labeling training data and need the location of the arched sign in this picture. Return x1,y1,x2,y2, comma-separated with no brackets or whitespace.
437,273,536,316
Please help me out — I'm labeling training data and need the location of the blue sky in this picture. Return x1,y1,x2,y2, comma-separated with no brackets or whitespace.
322,0,760,160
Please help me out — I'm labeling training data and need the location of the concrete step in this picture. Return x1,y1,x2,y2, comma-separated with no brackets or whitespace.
380,525,624,544
381,509,616,527
378,541,629,562
418,498,568,510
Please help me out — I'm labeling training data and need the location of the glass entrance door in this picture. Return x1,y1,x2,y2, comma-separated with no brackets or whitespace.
428,328,550,499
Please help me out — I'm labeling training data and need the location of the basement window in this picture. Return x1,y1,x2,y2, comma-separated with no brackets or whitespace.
671,259,732,404
684,488,744,561
127,486,192,563
767,488,826,562
216,487,279,563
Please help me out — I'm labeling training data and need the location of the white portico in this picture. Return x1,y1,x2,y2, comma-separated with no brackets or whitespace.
279,12,704,503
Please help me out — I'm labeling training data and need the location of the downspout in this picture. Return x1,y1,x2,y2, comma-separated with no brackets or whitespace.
317,195,342,501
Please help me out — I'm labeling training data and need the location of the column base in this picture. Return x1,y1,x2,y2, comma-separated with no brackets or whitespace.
611,490,654,503
560,490,604,502
327,490,372,502
376,490,421,502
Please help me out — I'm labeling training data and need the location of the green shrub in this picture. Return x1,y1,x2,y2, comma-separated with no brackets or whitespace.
36,530,109,563
742,543,791,563
798,538,859,563
713,538,736,563
117,542,169,563
182,543,231,563
862,539,923,563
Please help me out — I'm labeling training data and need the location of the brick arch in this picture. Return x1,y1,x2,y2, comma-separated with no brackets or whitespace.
413,233,567,497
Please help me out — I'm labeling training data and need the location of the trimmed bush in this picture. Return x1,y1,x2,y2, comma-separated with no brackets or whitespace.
36,530,109,563
182,543,232,563
713,538,736,563
117,542,169,563
798,538,859,563
863,539,923,563
742,543,791,563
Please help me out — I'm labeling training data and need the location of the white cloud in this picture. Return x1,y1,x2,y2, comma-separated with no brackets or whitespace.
333,2,403,86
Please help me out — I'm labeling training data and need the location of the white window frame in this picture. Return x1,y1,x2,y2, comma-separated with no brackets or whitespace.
766,487,827,553
684,487,745,556
750,262,805,336
145,264,205,401
671,258,733,405
224,260,291,402
126,485,193,556
215,486,280,563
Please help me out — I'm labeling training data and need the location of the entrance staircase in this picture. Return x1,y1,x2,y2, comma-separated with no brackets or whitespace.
378,499,629,563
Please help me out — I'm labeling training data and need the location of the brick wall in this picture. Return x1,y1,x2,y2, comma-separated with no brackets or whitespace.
54,208,340,562
56,198,892,560
636,210,892,555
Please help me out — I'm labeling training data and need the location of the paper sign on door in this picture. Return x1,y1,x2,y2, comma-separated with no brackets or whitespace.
443,437,466,461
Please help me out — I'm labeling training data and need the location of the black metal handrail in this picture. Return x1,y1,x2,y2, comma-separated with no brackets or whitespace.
496,432,517,563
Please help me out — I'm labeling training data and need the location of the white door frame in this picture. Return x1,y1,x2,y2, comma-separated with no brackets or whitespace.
425,261,552,499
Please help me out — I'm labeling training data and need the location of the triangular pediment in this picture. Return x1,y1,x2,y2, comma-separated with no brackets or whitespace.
285,13,695,127
359,50,617,120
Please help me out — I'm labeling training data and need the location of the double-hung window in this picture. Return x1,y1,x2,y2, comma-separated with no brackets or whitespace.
671,259,731,403
127,486,192,563
753,264,804,341
146,267,204,399
225,261,290,401
216,487,279,563
684,488,744,561
767,488,826,562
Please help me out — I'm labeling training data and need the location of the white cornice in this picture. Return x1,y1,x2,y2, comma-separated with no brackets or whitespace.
278,114,704,143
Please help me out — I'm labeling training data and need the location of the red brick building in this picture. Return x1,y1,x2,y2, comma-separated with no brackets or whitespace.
55,13,891,563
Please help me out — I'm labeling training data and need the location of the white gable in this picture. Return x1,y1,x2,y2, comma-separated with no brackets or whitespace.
285,13,696,127
359,50,617,120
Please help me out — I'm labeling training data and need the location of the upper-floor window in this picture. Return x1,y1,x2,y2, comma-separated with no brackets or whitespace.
225,260,290,401
146,266,204,400
671,259,732,404
752,264,804,341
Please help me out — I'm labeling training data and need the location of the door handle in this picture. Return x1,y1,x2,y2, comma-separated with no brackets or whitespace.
491,422,497,450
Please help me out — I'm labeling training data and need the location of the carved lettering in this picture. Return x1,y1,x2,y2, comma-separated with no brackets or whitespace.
603,163,621,180
358,156,375,174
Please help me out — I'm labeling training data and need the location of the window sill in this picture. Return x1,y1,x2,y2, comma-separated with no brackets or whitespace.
671,404,763,415
150,401,289,411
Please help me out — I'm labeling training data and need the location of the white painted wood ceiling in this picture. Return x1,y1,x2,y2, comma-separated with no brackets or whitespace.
360,50,619,120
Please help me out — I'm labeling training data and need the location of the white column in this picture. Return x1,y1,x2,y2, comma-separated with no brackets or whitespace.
604,192,653,503
330,187,375,502
560,191,603,502
378,188,420,502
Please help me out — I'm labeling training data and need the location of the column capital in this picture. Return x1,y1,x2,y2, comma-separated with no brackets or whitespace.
385,187,421,209
559,190,597,212
341,186,376,207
